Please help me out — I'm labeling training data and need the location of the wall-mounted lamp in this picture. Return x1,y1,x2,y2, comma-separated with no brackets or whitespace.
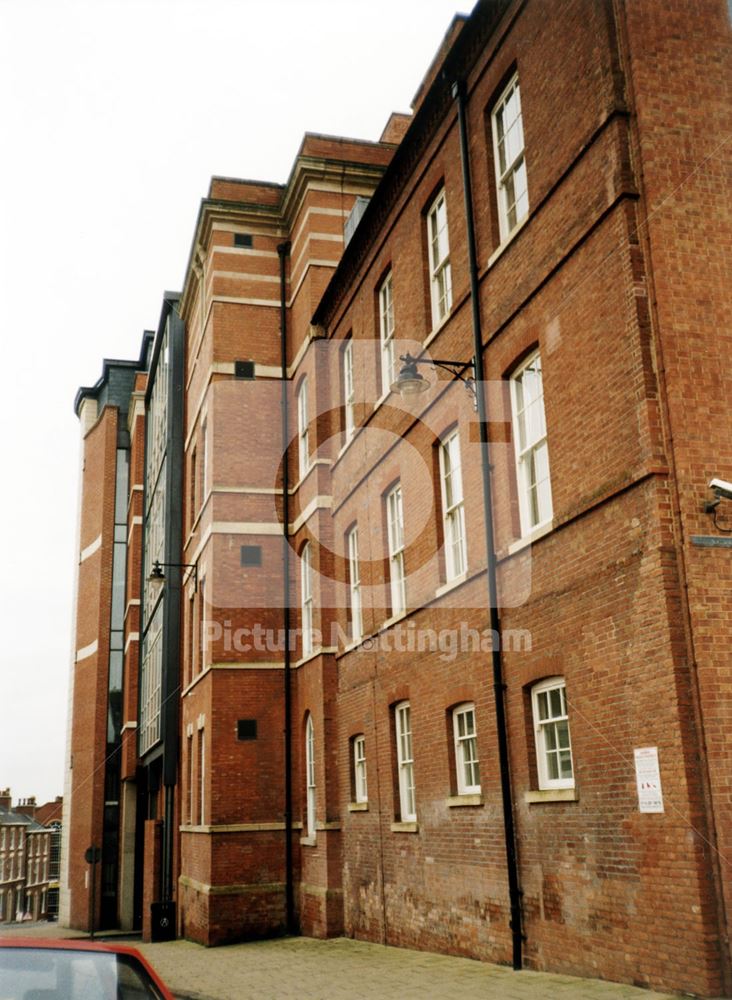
148,559,198,591
391,353,476,407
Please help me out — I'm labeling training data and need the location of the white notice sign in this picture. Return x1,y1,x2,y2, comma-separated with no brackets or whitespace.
634,746,664,813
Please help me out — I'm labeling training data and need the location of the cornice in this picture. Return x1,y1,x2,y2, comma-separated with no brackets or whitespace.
179,199,285,319
180,154,388,322
279,156,386,229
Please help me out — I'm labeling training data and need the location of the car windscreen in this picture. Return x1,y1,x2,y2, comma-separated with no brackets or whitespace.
0,946,166,999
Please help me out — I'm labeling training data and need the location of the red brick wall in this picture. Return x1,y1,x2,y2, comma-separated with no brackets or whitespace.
174,124,389,946
67,408,119,930
620,3,732,990
310,0,730,993
141,819,162,942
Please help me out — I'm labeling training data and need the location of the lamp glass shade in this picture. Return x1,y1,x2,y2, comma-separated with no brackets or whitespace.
391,362,430,398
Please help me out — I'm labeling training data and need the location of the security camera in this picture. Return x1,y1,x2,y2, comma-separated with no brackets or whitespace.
709,478,732,501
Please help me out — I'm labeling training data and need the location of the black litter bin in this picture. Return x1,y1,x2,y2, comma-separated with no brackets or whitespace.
150,900,176,942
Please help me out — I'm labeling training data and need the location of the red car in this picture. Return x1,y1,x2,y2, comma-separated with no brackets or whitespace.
0,937,175,999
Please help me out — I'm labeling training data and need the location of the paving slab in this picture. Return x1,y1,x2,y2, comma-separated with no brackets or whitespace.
0,922,682,1000
134,936,680,1000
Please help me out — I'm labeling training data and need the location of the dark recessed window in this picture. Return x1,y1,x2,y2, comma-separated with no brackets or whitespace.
237,719,257,741
234,233,253,248
235,360,255,380
241,545,262,567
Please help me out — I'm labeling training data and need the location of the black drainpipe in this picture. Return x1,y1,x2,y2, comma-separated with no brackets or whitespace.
452,78,524,971
278,241,296,934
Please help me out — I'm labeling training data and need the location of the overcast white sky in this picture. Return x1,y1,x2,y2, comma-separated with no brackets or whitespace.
0,0,468,805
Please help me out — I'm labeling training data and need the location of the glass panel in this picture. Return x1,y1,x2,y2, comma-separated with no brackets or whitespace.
545,723,557,751
515,396,528,455
497,132,507,174
556,719,571,749
110,542,126,630
114,449,129,519
534,442,550,483
470,758,480,788
549,687,563,718
524,397,546,446
505,174,517,230
536,475,552,525
405,763,415,817
537,690,548,721
458,711,468,739
449,437,462,500
514,160,529,219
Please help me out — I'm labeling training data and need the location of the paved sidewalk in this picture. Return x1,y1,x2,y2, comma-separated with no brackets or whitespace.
0,922,679,1000
135,936,679,1000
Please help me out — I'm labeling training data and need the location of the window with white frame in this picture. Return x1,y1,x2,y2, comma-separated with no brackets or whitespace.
453,703,480,795
427,190,452,327
347,526,362,642
491,73,529,241
353,734,367,804
395,701,416,821
201,418,208,502
187,730,194,825
301,543,313,657
140,604,162,754
386,485,406,617
379,272,396,394
439,431,467,581
510,351,552,535
305,714,316,837
531,678,574,789
198,578,206,675
297,377,310,480
343,340,355,440
198,725,206,823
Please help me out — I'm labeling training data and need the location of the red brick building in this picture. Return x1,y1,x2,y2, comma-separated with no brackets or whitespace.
64,0,732,994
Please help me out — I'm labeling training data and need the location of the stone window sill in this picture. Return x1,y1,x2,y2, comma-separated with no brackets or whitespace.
446,794,483,808
434,572,468,600
390,821,419,833
348,802,368,812
300,834,317,846
504,519,554,557
524,788,578,804
487,214,529,269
